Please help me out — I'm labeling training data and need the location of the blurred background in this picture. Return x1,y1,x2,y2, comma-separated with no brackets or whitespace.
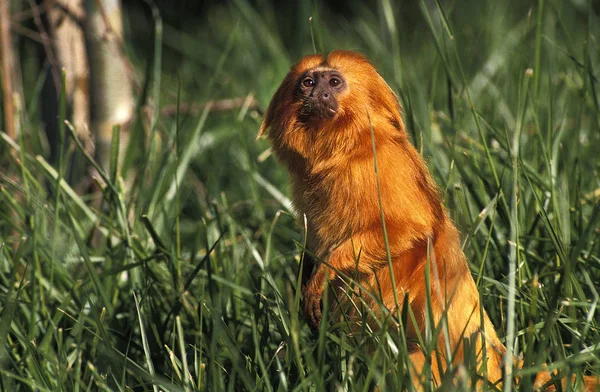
0,0,599,390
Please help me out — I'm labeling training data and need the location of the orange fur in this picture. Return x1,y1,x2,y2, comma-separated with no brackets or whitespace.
259,50,597,390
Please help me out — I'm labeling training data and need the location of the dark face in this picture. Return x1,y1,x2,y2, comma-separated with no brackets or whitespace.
296,69,347,120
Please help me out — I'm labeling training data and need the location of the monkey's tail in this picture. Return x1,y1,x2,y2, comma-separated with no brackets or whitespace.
528,364,599,391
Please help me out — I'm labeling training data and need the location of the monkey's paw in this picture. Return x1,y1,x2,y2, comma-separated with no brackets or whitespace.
303,288,322,331
302,266,334,331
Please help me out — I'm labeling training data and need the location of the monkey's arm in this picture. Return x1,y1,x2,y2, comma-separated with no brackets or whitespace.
302,236,393,329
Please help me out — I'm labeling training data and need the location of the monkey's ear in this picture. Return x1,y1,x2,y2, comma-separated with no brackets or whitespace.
258,71,294,140
257,117,269,139
257,95,276,140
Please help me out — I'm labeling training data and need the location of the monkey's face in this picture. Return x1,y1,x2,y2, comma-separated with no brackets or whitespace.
260,50,404,164
296,69,347,121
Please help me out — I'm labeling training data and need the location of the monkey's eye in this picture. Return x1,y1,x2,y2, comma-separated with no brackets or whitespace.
329,77,341,87
302,78,315,88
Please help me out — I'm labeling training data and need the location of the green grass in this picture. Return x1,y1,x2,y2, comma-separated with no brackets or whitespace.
1,0,599,390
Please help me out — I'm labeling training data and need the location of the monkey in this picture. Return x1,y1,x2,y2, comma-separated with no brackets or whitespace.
258,50,598,390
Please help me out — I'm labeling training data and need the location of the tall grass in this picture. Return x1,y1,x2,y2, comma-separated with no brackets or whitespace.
0,0,599,390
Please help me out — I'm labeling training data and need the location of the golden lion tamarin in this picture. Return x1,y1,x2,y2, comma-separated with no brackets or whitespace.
259,50,597,390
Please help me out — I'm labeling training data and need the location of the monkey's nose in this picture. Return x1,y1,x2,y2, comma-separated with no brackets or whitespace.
322,92,330,100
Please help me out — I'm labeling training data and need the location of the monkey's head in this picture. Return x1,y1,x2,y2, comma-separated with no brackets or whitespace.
259,50,405,169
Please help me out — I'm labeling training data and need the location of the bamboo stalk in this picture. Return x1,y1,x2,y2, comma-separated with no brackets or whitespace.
0,0,16,139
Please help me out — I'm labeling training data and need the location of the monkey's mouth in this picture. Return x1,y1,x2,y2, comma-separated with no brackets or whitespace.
299,101,338,121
